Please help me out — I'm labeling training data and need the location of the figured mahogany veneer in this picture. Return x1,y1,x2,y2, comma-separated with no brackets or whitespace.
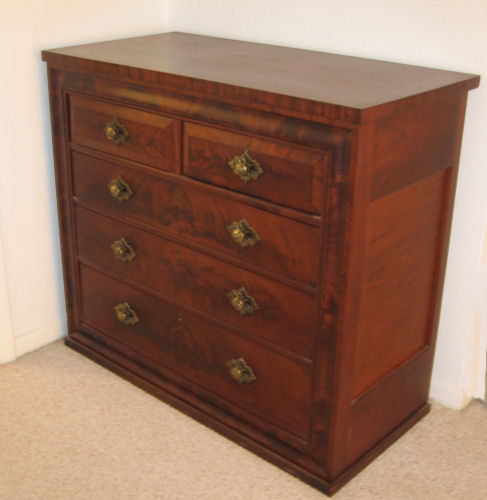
71,150,320,287
42,32,479,495
69,93,181,172
79,265,313,439
183,122,327,213
75,206,317,358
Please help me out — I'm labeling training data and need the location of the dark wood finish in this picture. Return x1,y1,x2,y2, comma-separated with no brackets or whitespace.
321,121,374,478
79,265,313,438
42,33,479,495
65,331,318,459
347,347,431,468
183,123,326,213
371,94,467,200
353,170,448,396
58,70,350,149
69,93,180,172
75,205,317,358
65,331,430,496
71,150,320,288
42,32,479,125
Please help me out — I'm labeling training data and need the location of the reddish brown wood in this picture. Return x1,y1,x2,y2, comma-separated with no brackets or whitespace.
306,127,354,469
71,150,321,288
46,68,80,333
347,347,431,468
65,331,430,495
322,121,376,479
69,93,180,172
371,94,468,200
422,92,469,401
75,205,317,358
42,33,479,496
327,402,430,494
79,264,313,438
66,333,329,480
58,70,350,146
183,122,326,213
353,170,449,396
41,32,479,125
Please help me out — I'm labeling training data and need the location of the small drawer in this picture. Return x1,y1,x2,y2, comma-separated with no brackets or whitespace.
79,265,313,439
68,93,181,172
71,151,320,288
75,206,317,358
183,123,327,214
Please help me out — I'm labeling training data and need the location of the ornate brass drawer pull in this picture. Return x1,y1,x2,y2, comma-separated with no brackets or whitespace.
111,237,136,262
114,302,139,325
107,176,133,202
226,358,257,384
226,287,259,315
228,145,263,183
227,219,261,248
105,117,129,146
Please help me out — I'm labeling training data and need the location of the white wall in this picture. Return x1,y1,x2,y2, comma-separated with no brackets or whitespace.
0,221,15,363
0,0,168,360
167,0,487,408
1,0,485,410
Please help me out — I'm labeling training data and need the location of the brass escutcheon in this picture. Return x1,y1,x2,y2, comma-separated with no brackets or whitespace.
111,237,136,262
227,219,260,248
114,302,139,325
226,287,259,315
107,176,133,202
226,358,257,384
105,117,129,146
228,145,263,183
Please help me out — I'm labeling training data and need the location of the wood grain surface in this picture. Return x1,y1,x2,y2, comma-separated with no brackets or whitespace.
69,93,180,172
71,150,321,288
43,32,479,495
42,32,479,124
79,265,313,439
75,206,318,359
184,122,326,213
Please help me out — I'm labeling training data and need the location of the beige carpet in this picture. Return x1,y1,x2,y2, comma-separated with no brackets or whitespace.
1,341,486,500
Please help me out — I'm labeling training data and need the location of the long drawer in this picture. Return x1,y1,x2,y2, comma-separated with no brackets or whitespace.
79,265,313,439
71,150,321,288
75,206,317,358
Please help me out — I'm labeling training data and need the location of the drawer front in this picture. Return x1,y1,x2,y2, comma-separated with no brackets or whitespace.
79,265,313,438
183,123,327,214
75,206,316,358
68,94,181,172
71,151,320,288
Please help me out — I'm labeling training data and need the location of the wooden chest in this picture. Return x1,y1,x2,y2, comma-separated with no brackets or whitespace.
42,33,479,494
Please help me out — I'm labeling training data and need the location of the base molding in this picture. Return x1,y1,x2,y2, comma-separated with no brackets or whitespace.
14,320,66,358
429,377,471,410
65,332,430,496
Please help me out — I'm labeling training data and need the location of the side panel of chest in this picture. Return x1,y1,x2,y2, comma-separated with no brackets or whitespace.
325,93,469,479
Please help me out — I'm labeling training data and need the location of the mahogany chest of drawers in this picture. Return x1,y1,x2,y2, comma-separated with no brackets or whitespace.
42,33,479,494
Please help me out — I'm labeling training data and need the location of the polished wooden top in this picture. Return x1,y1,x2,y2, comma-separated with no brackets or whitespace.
42,32,479,123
